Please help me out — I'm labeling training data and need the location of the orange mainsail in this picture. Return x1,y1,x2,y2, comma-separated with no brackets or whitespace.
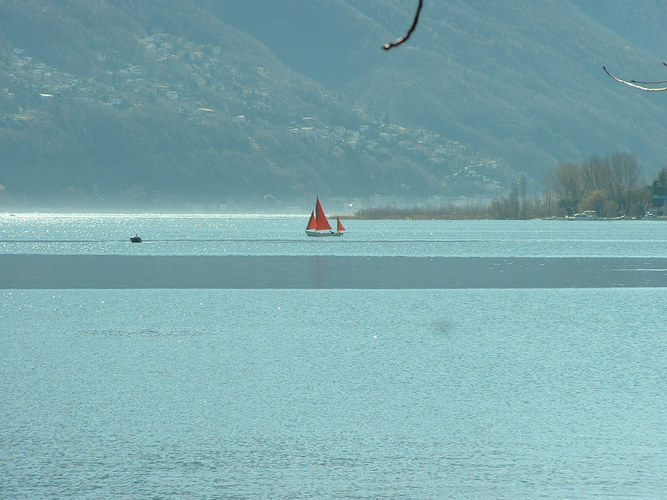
314,197,332,231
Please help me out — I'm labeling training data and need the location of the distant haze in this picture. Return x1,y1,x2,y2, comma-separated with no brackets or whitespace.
1,0,666,211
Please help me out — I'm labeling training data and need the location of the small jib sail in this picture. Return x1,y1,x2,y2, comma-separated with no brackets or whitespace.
336,217,345,232
306,211,317,231
305,197,345,237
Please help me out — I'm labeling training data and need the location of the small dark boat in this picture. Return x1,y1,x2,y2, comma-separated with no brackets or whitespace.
130,234,142,243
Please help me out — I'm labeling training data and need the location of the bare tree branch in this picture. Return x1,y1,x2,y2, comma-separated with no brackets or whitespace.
383,0,423,50
603,64,667,92
629,62,667,84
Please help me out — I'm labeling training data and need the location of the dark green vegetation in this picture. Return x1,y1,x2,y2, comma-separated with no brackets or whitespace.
1,1,666,211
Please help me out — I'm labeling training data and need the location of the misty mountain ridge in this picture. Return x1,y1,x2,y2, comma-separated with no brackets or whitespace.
1,0,666,211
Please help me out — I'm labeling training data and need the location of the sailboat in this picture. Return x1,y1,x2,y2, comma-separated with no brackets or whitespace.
305,197,346,237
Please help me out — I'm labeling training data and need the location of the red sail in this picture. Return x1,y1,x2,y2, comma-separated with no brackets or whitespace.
336,217,345,232
314,197,332,231
306,211,317,230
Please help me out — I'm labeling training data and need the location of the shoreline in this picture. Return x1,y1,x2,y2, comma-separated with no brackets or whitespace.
2,211,665,221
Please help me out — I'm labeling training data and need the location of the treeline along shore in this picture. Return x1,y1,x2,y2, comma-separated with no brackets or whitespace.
350,160,667,220
348,203,666,221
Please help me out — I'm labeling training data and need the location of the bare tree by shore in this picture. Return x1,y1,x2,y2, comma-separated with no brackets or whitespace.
352,156,665,220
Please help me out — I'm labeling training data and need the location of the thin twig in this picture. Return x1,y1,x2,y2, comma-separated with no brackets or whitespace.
630,62,667,84
603,65,667,92
383,0,423,50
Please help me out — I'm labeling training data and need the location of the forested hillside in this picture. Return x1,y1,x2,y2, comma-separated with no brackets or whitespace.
1,0,666,211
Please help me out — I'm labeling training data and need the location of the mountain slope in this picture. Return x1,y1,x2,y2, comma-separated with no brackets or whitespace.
217,0,667,180
1,0,666,211
0,0,515,210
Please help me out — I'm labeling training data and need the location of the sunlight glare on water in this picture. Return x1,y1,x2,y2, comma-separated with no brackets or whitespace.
1,213,666,257
0,214,665,498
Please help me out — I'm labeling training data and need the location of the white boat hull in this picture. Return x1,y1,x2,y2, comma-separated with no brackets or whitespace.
305,230,344,237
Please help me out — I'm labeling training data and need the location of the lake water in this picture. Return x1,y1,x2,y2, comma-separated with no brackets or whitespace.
1,214,666,498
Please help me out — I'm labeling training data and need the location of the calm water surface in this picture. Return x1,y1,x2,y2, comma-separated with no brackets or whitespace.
1,214,665,498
